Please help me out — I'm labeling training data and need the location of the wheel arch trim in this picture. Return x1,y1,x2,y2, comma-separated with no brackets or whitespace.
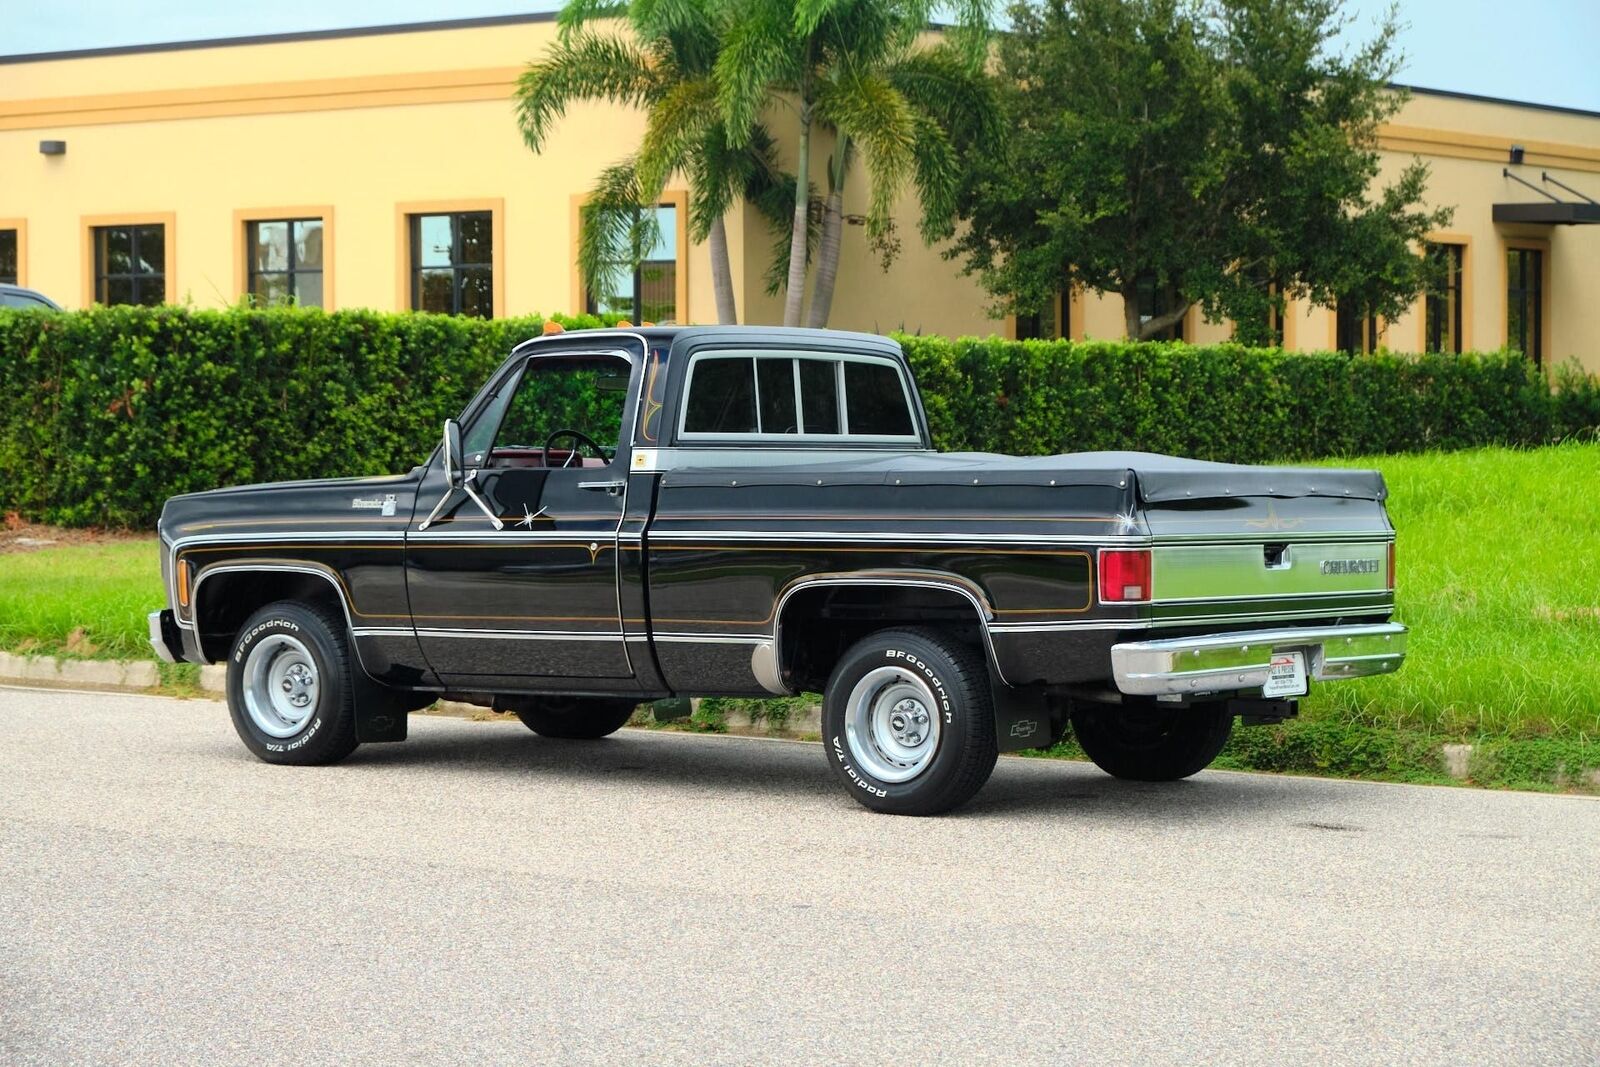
769,572,1009,692
187,560,371,671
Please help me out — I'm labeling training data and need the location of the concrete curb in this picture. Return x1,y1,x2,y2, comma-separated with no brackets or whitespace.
0,650,162,692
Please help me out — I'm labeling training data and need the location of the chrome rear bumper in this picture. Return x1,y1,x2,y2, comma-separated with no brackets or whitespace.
1111,623,1406,697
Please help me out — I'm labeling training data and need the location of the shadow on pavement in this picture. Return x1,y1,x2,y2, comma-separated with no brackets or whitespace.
337,720,1296,821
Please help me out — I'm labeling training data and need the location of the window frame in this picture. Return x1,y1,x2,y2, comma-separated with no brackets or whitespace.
1503,238,1548,368
571,189,689,325
0,219,25,287
81,213,175,308
394,199,504,318
1417,232,1472,354
460,349,641,469
234,206,333,309
674,349,923,446
1333,299,1382,354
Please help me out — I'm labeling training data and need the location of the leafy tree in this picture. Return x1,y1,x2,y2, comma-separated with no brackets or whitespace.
715,0,1000,326
949,0,1452,342
516,0,795,323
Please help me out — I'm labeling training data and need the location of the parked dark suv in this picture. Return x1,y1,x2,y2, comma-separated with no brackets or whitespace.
0,285,62,310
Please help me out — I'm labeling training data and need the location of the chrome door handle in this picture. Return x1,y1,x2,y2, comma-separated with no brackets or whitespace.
578,480,626,496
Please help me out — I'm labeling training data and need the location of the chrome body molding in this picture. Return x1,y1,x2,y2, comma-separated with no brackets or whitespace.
1110,623,1407,697
183,561,375,674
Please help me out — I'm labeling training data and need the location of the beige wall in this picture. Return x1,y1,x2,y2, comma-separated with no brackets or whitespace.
2,18,1598,370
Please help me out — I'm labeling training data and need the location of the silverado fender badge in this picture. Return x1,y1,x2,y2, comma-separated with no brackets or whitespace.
352,493,398,517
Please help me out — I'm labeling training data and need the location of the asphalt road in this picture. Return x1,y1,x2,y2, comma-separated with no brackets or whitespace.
2,687,1598,1066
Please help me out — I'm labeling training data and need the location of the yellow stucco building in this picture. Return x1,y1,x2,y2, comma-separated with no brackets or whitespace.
3,13,1598,369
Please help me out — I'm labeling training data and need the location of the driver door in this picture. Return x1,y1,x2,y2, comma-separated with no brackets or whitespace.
403,351,637,690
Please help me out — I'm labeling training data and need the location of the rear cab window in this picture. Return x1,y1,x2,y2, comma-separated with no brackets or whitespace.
678,350,920,444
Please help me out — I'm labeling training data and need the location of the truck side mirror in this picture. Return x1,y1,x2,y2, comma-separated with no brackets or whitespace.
442,419,464,489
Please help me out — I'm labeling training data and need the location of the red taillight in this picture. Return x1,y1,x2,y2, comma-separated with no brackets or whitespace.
1099,549,1152,603
1387,541,1396,590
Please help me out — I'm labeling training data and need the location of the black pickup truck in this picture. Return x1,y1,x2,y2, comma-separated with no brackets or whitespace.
150,326,1404,814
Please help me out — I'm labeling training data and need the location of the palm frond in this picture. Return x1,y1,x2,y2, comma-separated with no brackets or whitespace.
576,159,664,312
714,2,799,148
514,32,663,151
557,0,629,36
815,68,917,237
635,75,721,199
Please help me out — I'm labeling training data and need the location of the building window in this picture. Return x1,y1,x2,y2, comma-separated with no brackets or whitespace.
1135,275,1185,341
1424,243,1464,354
1016,287,1070,341
583,202,679,323
409,211,493,317
1335,300,1379,354
0,228,16,284
1506,247,1543,366
93,223,166,306
247,218,324,308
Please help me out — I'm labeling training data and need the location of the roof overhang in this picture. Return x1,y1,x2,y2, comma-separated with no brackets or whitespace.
1492,202,1600,225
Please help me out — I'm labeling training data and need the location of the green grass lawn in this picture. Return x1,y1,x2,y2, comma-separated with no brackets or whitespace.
3,442,1598,741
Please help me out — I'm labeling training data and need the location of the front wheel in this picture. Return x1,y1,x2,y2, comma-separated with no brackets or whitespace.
1070,701,1232,781
822,628,998,816
226,601,361,765
506,696,639,739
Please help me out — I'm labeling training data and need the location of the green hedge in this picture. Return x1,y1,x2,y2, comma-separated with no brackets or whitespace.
1,305,1596,528
901,335,1600,462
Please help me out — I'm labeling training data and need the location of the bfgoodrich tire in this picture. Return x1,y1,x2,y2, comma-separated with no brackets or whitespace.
225,601,361,766
822,628,998,816
507,696,639,739
1070,701,1232,781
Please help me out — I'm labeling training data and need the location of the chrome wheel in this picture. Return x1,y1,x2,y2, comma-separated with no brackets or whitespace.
844,665,942,783
241,634,320,738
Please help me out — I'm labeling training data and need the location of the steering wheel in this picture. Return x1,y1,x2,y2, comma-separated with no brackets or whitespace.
541,428,609,468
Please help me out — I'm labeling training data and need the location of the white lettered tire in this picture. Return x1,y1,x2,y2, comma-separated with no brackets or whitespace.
225,601,360,765
822,628,998,815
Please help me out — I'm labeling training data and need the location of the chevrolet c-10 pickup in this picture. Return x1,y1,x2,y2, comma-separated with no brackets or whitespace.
150,325,1405,814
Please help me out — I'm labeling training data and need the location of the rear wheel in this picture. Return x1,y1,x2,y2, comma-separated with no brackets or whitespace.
507,696,639,739
822,628,998,816
1070,701,1232,781
226,601,360,765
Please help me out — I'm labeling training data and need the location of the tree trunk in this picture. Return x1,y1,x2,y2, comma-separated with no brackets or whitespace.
782,103,813,328
708,213,737,325
805,139,849,329
1122,283,1191,340
805,190,845,328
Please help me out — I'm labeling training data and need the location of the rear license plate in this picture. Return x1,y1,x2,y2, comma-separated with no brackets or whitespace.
1262,651,1308,697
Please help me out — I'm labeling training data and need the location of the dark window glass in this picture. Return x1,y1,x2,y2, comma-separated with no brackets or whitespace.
684,357,757,434
0,229,17,285
409,212,493,318
1335,300,1379,354
93,224,165,306
844,362,914,436
1424,244,1464,354
1136,275,1184,341
1507,247,1543,367
1,291,51,309
798,359,840,434
248,218,324,308
1265,282,1285,347
583,203,679,323
756,358,799,434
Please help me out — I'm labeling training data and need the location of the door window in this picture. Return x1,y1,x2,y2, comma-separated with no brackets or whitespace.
470,355,631,468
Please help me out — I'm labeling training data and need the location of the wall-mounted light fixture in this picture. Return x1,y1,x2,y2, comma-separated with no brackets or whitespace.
39,140,66,156
1508,144,1525,165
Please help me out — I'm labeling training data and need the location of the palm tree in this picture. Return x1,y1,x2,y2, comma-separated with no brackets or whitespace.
516,0,793,323
715,0,998,327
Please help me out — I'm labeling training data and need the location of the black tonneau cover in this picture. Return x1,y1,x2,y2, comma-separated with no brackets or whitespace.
661,451,1386,503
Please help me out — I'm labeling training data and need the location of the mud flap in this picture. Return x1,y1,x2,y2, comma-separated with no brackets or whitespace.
353,671,409,743
991,680,1064,752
